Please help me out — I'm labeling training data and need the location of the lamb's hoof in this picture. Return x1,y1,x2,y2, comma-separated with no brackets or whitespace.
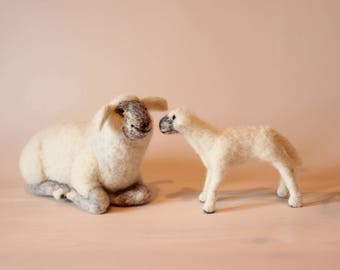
288,195,303,208
203,209,215,214
202,204,215,214
277,188,289,198
198,193,206,203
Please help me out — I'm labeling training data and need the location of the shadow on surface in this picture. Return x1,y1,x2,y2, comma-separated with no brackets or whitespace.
303,192,340,207
217,201,276,213
300,166,340,207
166,187,199,200
144,158,340,211
148,179,174,201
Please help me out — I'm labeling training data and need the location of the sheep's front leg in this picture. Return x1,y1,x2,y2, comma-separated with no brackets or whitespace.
199,169,212,203
66,187,110,214
67,154,111,214
110,183,152,206
202,169,224,214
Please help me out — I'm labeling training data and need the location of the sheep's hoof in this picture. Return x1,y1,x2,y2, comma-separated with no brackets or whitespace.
53,188,68,200
66,190,76,201
288,194,303,208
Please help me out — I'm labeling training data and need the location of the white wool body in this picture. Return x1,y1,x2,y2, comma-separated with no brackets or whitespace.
160,108,302,214
181,121,300,169
19,95,167,214
20,122,151,197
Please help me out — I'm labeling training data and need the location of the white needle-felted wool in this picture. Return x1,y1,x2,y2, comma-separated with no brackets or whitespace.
19,95,168,214
159,108,302,214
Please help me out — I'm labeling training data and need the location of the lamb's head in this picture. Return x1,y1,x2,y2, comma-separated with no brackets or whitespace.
159,107,192,134
98,95,168,140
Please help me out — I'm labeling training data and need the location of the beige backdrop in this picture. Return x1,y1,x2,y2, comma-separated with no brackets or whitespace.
1,1,340,269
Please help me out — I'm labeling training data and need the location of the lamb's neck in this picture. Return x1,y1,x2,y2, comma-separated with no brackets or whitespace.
180,117,220,156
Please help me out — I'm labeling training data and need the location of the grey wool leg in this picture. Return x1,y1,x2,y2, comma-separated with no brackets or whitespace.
28,180,71,200
110,183,152,206
66,187,110,214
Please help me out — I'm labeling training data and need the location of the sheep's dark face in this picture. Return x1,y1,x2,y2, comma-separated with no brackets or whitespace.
159,114,179,134
116,100,152,140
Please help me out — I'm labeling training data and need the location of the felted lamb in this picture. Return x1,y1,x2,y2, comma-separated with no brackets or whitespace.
159,108,303,214
19,95,168,214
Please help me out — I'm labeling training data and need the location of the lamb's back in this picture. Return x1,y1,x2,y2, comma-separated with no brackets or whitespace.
218,126,271,164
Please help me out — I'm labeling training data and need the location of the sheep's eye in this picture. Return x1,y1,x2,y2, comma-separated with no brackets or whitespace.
172,115,176,120
131,124,135,128
115,108,124,115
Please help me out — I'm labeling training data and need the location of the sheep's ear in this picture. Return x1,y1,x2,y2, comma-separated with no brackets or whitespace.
98,104,116,131
142,97,168,111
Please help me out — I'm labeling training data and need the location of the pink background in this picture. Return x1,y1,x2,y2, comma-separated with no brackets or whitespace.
1,1,340,269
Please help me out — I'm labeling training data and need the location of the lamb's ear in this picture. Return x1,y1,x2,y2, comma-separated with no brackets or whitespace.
142,97,168,111
97,104,116,131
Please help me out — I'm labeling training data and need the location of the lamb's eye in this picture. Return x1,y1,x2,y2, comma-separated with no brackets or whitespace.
172,115,176,120
131,124,135,128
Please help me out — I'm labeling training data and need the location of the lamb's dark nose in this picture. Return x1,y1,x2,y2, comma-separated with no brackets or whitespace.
159,116,169,132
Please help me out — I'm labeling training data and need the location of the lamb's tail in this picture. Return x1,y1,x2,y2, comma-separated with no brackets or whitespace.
274,131,302,167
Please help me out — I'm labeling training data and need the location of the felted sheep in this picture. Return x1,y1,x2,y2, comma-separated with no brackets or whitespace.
19,95,168,214
159,108,303,214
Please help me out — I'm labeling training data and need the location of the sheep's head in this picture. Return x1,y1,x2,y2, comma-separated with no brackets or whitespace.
159,107,191,134
116,100,152,140
98,96,168,140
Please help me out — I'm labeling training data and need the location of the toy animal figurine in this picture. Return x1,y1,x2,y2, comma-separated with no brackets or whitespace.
159,107,302,214
19,95,168,214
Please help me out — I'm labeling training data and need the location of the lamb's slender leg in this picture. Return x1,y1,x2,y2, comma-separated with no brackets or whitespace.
28,180,71,200
109,183,152,206
277,178,289,198
199,169,212,203
66,187,110,214
202,169,224,214
273,162,302,207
